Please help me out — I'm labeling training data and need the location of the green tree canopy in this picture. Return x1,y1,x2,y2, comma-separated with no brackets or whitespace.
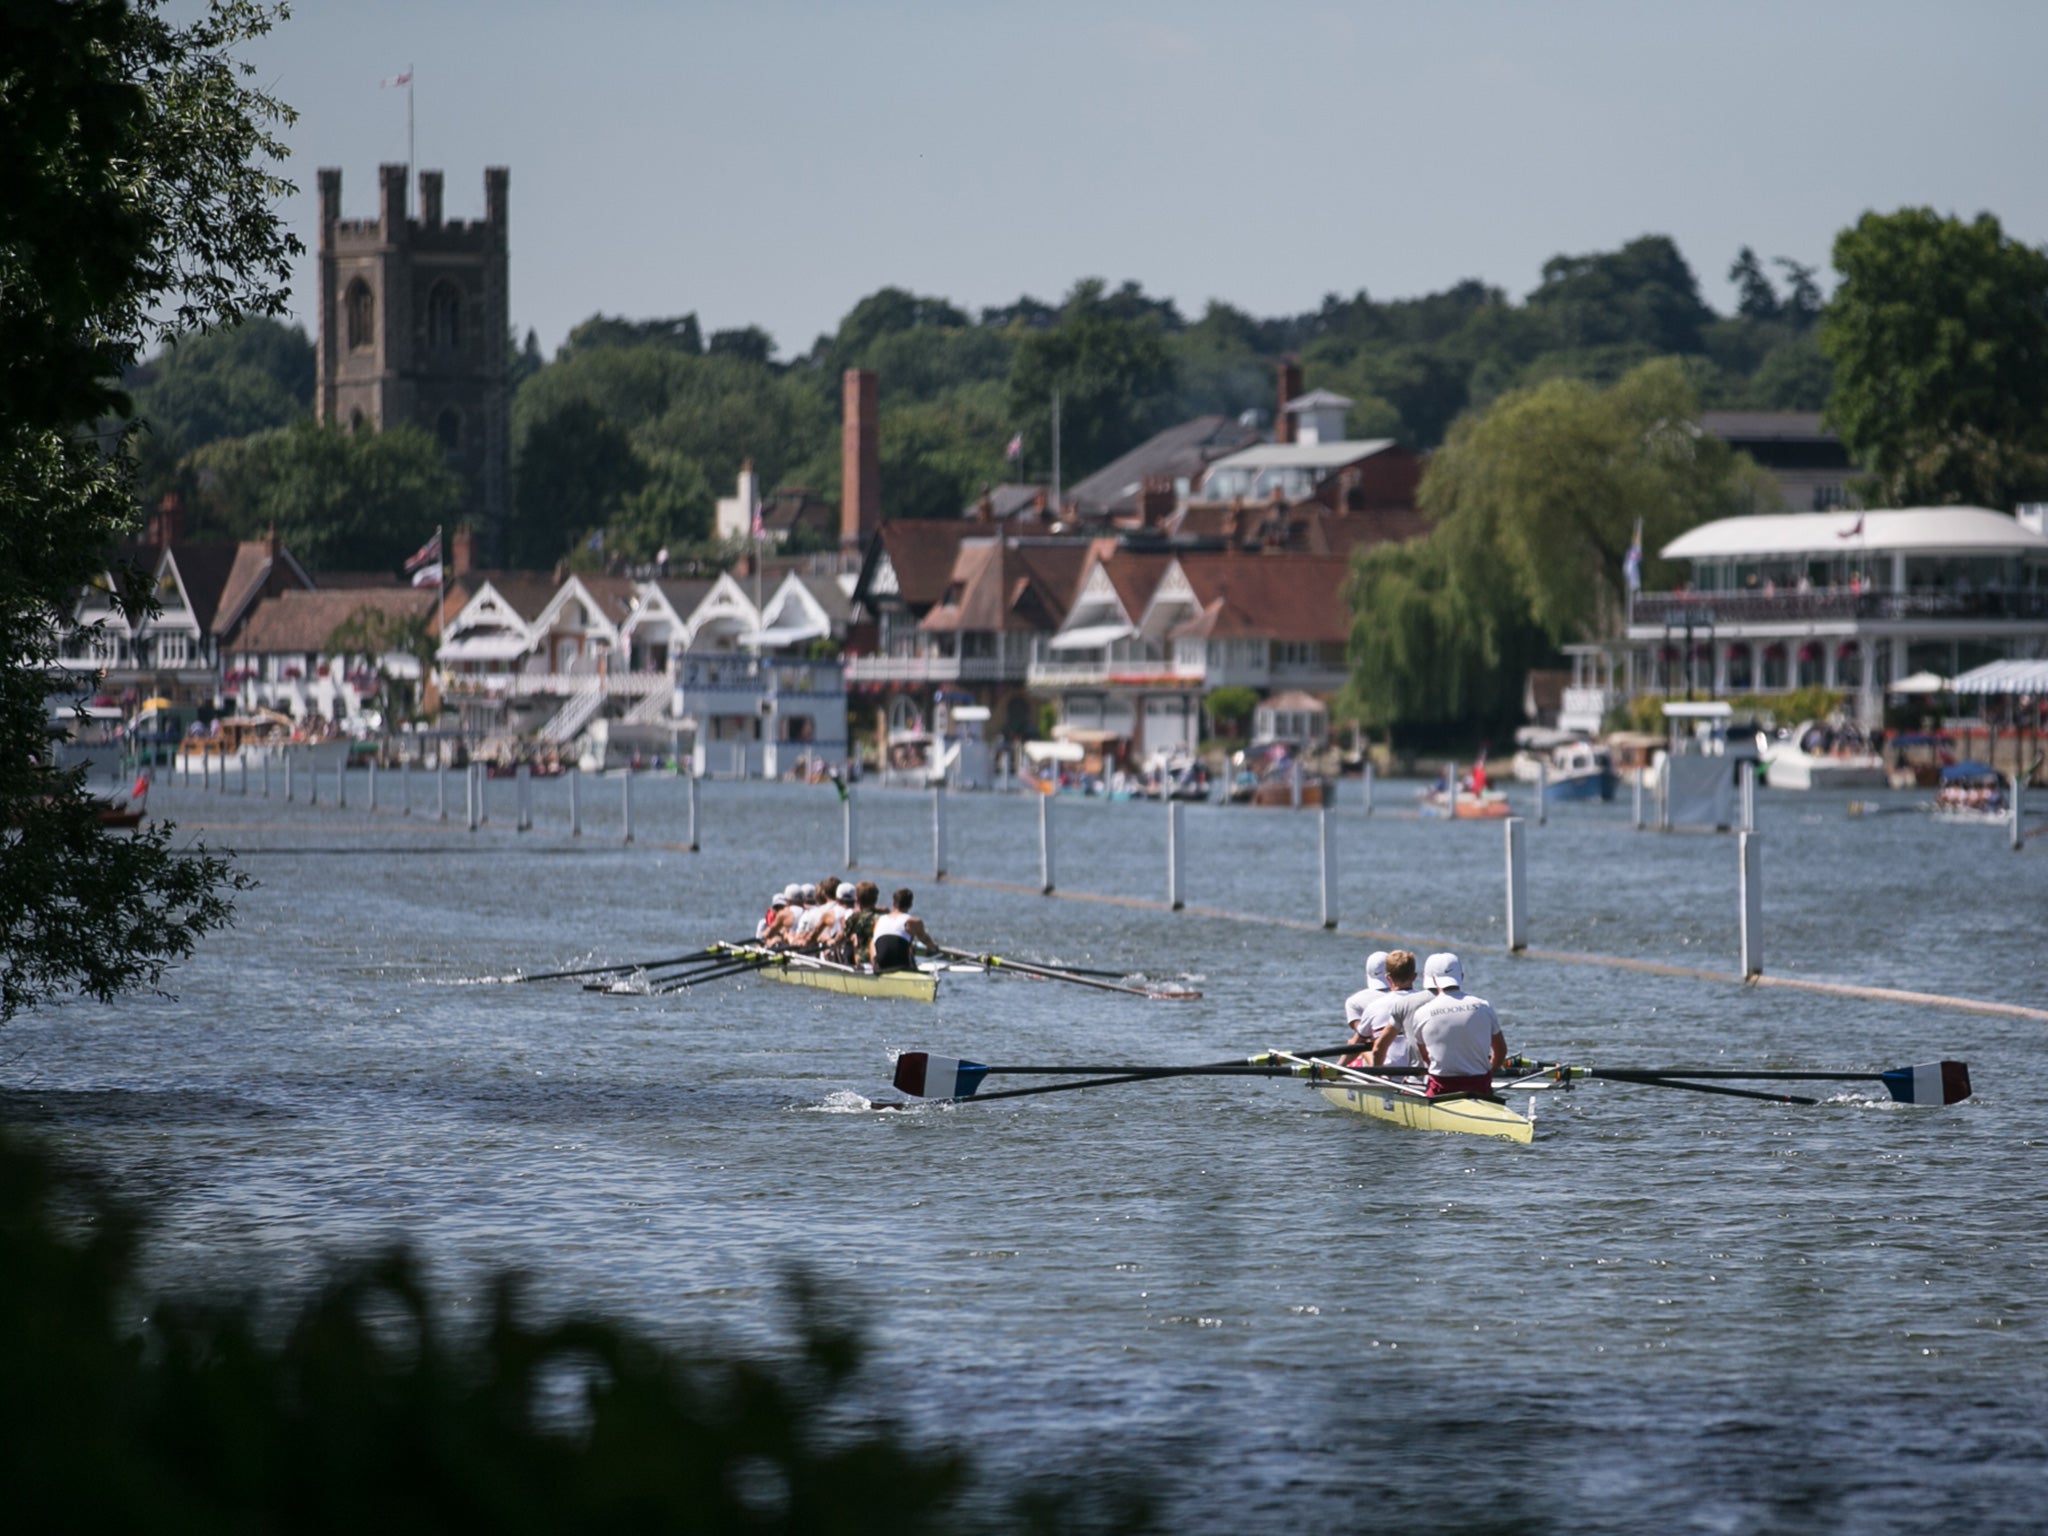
2,0,292,1018
184,420,461,573
1820,207,2048,505
1343,359,1769,735
509,398,644,568
1007,279,1180,481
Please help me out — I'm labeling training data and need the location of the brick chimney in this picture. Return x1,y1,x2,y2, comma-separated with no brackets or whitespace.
1275,358,1303,445
451,522,476,577
147,492,183,547
1137,476,1176,528
840,368,881,549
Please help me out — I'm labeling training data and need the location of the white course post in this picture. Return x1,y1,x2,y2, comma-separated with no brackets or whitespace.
516,763,531,832
622,771,634,844
2012,772,2024,853
1536,760,1548,826
400,760,411,816
1289,756,1303,809
335,758,345,809
285,750,295,803
1739,759,1757,833
240,755,249,796
1739,831,1763,978
1363,759,1374,816
307,754,317,806
436,762,447,821
687,770,700,851
367,760,378,814
1167,799,1185,911
466,764,479,832
1038,791,1055,894
1318,804,1337,930
1505,816,1528,953
261,753,270,799
932,784,947,879
843,786,857,868
568,767,581,837
1632,767,1645,830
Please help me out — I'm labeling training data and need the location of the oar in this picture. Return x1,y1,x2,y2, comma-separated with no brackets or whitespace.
509,948,725,984
892,1048,1365,1101
937,947,1200,1001
650,957,779,994
1535,1060,1972,1106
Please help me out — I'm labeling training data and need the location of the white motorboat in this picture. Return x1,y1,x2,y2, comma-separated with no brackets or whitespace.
1764,719,1888,790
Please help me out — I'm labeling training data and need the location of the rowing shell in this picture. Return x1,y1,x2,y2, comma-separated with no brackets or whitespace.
1315,1079,1534,1142
715,943,942,1003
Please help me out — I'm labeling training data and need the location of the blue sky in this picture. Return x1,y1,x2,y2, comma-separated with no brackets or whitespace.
234,0,2048,357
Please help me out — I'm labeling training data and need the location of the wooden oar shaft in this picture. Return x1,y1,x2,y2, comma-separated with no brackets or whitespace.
941,947,1195,998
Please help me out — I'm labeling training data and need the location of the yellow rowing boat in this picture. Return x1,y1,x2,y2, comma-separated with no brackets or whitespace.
714,944,940,1003
1313,1079,1533,1142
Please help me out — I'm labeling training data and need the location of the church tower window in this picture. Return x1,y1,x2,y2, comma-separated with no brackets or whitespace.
428,281,462,349
436,408,462,452
346,278,375,350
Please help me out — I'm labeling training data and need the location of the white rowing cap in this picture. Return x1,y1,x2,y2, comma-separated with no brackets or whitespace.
1423,953,1463,992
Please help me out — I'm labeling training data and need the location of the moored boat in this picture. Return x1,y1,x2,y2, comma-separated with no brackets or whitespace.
1764,719,1887,790
1418,785,1512,818
1931,760,2008,823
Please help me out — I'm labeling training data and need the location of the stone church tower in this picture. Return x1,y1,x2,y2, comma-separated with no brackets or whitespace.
315,164,510,556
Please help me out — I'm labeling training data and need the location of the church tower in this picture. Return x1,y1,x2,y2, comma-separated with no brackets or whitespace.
315,164,510,557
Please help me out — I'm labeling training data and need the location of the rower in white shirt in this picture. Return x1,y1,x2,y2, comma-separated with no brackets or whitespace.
1407,952,1508,1098
1361,949,1428,1072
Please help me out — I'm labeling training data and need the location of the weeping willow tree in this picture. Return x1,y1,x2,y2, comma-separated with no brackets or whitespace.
1342,358,1771,738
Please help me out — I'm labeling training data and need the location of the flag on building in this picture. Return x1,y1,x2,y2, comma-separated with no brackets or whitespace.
404,529,441,573
585,529,605,553
410,562,442,588
1004,432,1023,462
1622,519,1642,594
749,486,764,541
1836,513,1865,539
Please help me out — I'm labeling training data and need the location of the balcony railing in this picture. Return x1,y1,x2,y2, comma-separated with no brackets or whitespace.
843,653,1017,684
1632,589,2048,627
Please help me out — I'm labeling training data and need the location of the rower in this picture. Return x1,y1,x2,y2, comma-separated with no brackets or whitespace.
756,891,790,942
1408,953,1508,1098
871,887,939,972
788,878,847,953
1364,949,1428,1072
1340,951,1389,1066
762,883,814,949
834,880,881,968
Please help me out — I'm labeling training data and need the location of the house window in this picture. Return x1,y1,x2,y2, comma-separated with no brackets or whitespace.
427,281,461,349
157,633,190,666
1273,641,1314,667
346,279,375,350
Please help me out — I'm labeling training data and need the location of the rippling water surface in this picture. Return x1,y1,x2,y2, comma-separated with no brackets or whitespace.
8,773,2048,1532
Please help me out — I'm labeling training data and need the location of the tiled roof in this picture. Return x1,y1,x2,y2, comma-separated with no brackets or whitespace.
873,520,977,611
1698,411,1834,443
448,570,558,622
919,537,1090,634
1170,553,1353,642
233,586,436,654
1064,415,1263,517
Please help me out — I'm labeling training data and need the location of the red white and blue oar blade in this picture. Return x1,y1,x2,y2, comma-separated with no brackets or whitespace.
1880,1060,1972,1106
892,1052,990,1100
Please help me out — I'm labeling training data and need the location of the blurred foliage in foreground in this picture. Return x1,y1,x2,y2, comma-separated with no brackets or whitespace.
0,1124,1151,1533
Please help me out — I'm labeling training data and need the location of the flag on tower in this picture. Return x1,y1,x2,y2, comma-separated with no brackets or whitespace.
382,68,413,87
1622,518,1642,594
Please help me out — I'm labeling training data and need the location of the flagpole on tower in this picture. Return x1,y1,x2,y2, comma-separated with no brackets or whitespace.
406,64,415,183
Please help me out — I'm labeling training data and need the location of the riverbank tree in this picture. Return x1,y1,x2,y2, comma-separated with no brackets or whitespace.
1342,359,1771,738
1,0,300,1018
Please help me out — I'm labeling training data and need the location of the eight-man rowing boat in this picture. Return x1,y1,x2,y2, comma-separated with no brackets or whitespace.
713,942,942,1003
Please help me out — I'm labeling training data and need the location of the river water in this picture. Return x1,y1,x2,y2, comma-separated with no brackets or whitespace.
7,772,2047,1532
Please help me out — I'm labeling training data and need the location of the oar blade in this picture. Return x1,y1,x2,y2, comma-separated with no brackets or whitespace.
892,1052,989,1100
1879,1060,1973,1106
